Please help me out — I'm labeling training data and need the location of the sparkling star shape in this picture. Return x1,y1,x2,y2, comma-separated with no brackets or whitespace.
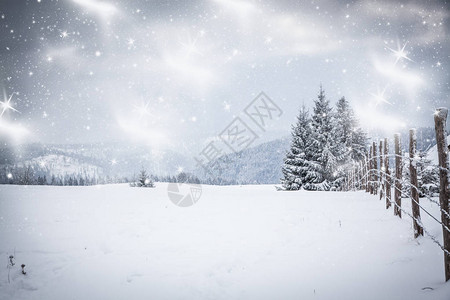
387,42,413,65
1,89,19,117
133,101,152,119
179,32,203,58
371,86,391,106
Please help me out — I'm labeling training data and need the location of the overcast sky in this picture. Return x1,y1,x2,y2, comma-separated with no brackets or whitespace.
0,0,449,154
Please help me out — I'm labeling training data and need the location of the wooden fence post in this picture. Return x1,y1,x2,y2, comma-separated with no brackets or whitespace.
351,166,355,191
350,166,353,191
359,161,363,190
365,152,369,193
434,107,450,281
384,138,391,209
409,128,423,238
379,140,384,200
346,171,349,192
373,141,378,195
366,150,370,193
369,146,373,194
394,133,402,218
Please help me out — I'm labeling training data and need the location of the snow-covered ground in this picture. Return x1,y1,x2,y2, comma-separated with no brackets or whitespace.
0,183,449,300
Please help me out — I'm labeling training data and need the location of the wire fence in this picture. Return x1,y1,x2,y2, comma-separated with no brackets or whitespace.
338,109,450,280
353,152,450,218
345,134,450,272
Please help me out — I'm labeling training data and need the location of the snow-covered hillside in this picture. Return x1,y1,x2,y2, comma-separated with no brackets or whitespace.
426,135,450,165
196,138,290,184
0,184,449,299
1,138,291,184
23,154,103,178
0,143,192,179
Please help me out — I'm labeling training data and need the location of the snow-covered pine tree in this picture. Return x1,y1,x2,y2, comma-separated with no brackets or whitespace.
351,127,367,161
329,97,351,189
304,86,336,191
335,97,367,160
402,154,411,197
403,150,439,197
280,86,367,192
281,105,312,190
332,97,367,189
335,97,353,161
132,169,155,188
418,151,439,196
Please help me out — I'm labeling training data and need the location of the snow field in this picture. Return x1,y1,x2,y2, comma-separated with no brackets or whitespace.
0,183,449,299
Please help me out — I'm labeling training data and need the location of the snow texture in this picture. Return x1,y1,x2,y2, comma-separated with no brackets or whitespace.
435,108,448,120
0,184,449,299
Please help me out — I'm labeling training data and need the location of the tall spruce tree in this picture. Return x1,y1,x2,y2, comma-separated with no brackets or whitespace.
335,97,366,161
332,97,354,188
332,97,367,189
305,86,336,191
335,97,353,160
281,105,312,190
351,127,367,161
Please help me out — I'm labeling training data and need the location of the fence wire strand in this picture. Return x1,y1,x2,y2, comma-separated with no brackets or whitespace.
349,164,450,257
357,156,450,220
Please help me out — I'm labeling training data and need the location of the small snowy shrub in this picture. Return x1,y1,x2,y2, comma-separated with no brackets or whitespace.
130,169,155,188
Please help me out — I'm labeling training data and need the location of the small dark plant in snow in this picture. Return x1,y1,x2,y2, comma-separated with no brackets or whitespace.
7,254,15,284
6,252,27,283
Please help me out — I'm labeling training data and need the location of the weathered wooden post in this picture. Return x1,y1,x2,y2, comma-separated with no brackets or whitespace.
384,138,391,209
365,152,369,193
364,152,370,193
359,161,363,190
373,141,378,195
394,133,402,218
348,169,351,191
346,171,349,192
350,167,353,191
434,107,450,281
369,146,373,194
379,140,384,200
349,168,352,191
409,129,423,238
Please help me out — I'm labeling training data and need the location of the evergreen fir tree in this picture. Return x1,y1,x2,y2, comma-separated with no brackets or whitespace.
134,169,155,188
332,97,356,190
403,150,439,197
416,151,436,196
305,85,336,191
280,85,367,192
332,97,366,189
281,105,312,190
351,127,367,161
334,96,367,161
335,97,353,160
